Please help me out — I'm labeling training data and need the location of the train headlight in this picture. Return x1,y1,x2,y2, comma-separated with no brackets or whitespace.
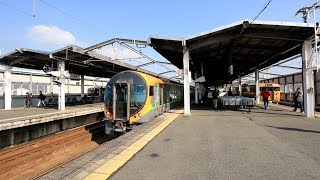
138,113,142,117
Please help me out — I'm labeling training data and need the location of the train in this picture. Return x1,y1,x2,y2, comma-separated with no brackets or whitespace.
103,70,185,135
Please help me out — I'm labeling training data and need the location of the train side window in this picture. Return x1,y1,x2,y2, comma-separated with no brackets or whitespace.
149,86,154,96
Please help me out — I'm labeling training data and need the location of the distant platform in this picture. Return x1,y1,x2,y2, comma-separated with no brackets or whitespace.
0,103,104,131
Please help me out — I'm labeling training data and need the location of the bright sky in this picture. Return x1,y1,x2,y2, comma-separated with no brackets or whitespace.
0,0,318,79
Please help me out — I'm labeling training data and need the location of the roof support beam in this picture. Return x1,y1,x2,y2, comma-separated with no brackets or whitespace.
259,71,284,77
275,65,301,70
158,70,174,75
9,56,30,66
188,34,239,50
84,38,148,52
243,31,306,41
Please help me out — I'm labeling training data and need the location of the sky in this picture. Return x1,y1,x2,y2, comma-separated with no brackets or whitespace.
0,0,318,79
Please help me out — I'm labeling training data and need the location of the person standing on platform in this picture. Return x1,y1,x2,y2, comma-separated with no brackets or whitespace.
212,88,219,109
293,87,304,113
37,91,46,107
261,87,270,110
228,88,233,96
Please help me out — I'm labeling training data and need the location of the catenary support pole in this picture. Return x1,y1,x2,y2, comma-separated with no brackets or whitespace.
58,60,65,110
255,67,260,104
81,74,85,97
238,76,242,96
183,41,191,115
4,66,12,110
302,39,315,117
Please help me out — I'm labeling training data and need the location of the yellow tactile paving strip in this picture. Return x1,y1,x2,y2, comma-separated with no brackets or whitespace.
84,110,183,180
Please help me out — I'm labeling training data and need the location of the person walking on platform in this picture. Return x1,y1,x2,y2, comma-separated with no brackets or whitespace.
37,91,46,107
25,93,30,108
293,87,304,113
212,88,219,109
261,87,270,110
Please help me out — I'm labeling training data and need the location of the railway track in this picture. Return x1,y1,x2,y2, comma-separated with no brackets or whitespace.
0,121,111,180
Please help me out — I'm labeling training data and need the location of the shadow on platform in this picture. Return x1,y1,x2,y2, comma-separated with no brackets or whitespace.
266,125,320,134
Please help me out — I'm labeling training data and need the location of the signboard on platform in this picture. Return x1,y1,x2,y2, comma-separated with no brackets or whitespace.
69,73,81,80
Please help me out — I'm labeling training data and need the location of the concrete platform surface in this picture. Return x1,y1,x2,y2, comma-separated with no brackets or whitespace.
110,104,320,179
0,103,104,130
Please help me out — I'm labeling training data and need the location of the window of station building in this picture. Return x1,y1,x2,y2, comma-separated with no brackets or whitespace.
12,82,23,95
288,84,293,93
149,86,154,96
294,83,302,92
37,83,46,94
32,83,38,94
0,82,3,95
280,85,285,93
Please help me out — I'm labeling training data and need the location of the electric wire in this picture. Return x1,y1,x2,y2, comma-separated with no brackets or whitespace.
38,0,176,77
251,0,273,24
1,0,179,78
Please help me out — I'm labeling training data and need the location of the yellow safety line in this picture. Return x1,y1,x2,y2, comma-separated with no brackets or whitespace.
84,109,183,180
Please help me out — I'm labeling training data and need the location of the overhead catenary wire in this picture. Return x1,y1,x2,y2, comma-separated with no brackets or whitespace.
1,0,179,78
250,0,273,24
0,1,34,17
0,0,81,42
38,0,177,77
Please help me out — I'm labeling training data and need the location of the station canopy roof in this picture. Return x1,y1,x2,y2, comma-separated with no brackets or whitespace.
149,20,315,85
0,45,171,80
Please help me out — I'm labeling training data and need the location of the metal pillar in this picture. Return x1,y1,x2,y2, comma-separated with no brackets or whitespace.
4,66,12,110
255,67,260,104
67,78,70,97
195,83,199,104
29,74,32,93
238,76,242,96
50,76,53,98
183,42,191,115
58,60,65,110
81,74,85,97
194,72,199,104
302,39,315,117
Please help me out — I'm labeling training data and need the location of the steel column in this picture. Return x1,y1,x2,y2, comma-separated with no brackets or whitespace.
29,74,33,94
195,83,199,104
302,39,315,117
50,76,53,98
4,66,12,110
238,76,242,96
58,60,65,110
81,74,85,97
255,67,260,104
183,42,191,115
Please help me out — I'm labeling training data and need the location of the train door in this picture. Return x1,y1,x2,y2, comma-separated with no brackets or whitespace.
113,83,131,122
154,84,160,116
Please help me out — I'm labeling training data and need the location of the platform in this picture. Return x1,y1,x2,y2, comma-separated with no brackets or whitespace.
0,103,104,131
25,103,320,179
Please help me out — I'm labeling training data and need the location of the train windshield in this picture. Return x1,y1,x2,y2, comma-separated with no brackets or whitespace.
273,87,280,91
104,85,112,106
131,84,147,106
